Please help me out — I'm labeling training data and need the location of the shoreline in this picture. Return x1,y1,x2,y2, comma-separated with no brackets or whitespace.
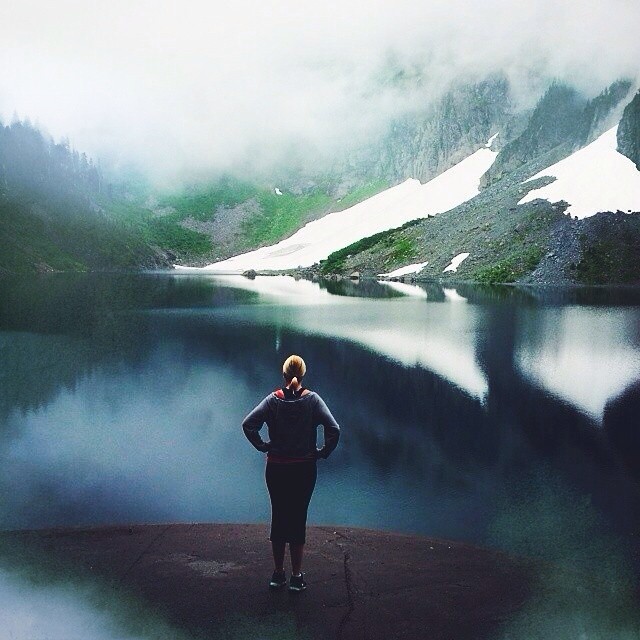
4,267,640,290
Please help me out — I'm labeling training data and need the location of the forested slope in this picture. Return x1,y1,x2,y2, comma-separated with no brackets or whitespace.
0,120,171,273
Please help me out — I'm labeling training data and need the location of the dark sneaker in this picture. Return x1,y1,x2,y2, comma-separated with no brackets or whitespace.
288,572,307,592
269,570,287,589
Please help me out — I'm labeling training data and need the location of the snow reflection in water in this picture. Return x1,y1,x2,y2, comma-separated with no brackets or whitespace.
207,275,487,399
515,306,640,421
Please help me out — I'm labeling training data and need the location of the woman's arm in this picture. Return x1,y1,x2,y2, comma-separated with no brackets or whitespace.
242,396,272,452
314,395,340,459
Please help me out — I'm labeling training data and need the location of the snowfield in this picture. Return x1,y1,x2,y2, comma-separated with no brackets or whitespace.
485,133,499,147
378,261,429,278
518,125,640,218
176,138,498,273
443,252,470,273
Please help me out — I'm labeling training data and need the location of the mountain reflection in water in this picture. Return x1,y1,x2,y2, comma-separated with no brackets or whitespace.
0,273,639,576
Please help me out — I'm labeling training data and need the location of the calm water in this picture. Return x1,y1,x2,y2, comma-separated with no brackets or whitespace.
1,272,639,572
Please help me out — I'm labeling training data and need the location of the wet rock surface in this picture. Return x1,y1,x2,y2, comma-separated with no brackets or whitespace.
0,523,534,640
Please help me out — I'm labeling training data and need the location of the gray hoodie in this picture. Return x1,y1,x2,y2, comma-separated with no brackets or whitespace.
242,391,340,459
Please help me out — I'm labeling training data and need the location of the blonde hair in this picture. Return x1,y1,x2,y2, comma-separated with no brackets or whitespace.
283,355,306,389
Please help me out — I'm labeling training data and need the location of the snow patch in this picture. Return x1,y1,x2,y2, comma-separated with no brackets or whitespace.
443,253,470,273
486,133,499,148
518,125,640,218
378,261,429,278
177,145,497,273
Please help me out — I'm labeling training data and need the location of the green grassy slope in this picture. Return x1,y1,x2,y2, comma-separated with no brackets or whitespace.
145,177,390,264
0,198,168,274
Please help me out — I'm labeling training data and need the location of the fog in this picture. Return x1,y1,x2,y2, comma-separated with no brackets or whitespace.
0,565,196,640
0,570,145,640
1,0,639,182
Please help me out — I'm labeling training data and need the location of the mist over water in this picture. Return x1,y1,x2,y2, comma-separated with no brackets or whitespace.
0,569,146,640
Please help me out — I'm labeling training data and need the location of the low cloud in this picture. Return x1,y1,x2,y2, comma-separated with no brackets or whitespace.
1,0,639,183
0,569,149,640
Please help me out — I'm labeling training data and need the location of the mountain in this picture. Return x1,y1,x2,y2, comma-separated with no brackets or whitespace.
2,76,639,284
176,136,500,273
150,76,525,268
143,177,393,267
0,120,173,273
183,79,640,285
481,80,633,188
365,76,522,184
479,83,587,187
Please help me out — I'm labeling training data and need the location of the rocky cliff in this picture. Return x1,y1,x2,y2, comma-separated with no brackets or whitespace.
301,79,640,286
578,79,633,146
481,80,633,188
366,76,523,184
617,89,640,169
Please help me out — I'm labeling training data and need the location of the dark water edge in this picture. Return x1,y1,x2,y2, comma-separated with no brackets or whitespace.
1,273,639,576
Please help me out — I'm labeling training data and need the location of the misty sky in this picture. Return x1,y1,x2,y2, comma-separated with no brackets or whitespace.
1,0,639,182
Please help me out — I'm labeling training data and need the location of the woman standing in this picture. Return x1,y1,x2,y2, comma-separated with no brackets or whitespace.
242,355,340,592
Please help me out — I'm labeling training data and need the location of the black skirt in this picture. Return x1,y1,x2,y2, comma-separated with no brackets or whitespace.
265,460,317,544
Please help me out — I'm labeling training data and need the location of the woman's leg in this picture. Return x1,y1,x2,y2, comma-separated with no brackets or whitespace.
272,541,286,572
266,462,288,567
290,543,304,576
267,461,316,577
289,462,317,575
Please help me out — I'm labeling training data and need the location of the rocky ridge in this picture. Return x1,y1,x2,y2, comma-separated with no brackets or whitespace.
618,89,640,169
305,79,640,286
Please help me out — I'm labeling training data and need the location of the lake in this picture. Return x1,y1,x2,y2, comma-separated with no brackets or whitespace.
1,272,639,575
